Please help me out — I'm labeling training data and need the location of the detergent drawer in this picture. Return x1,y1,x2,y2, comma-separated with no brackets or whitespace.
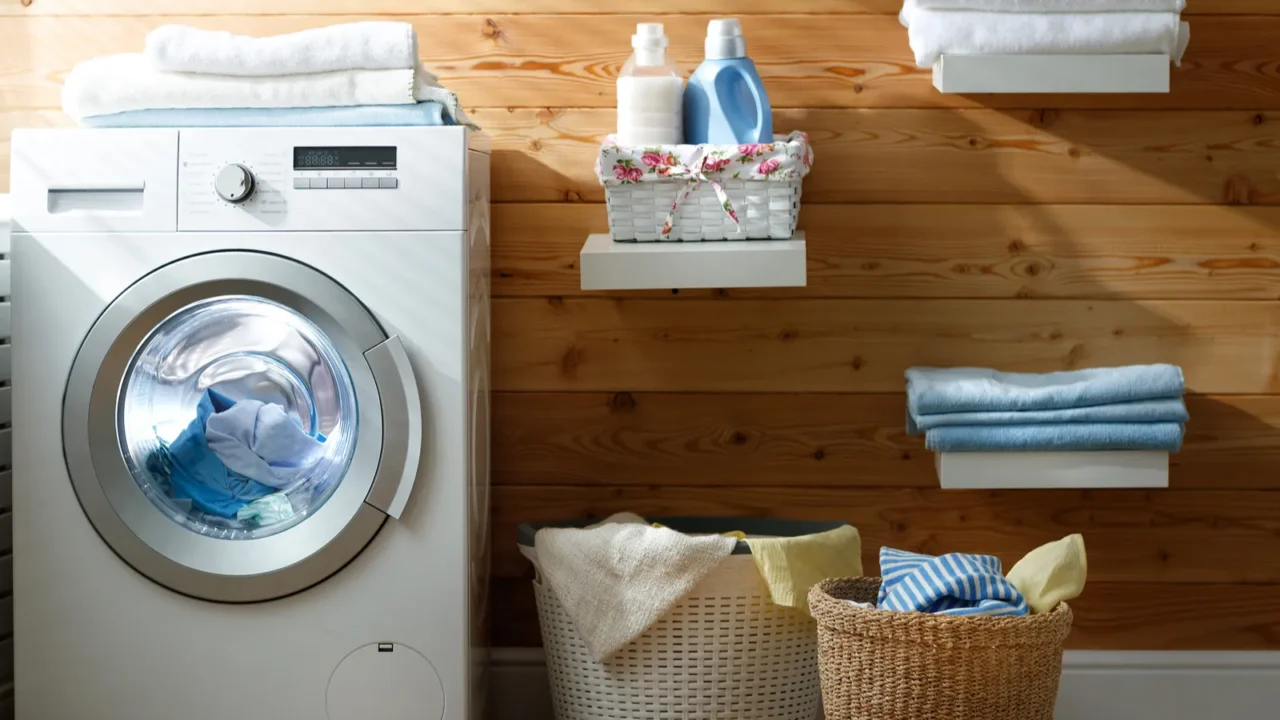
9,129,178,233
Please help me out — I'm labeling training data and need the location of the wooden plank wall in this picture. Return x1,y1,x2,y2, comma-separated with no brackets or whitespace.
5,0,1280,651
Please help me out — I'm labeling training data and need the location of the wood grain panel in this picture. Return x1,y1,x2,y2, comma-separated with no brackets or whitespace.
494,204,1280,299
489,486,1280,583
493,393,1280,490
488,579,1280,649
491,298,1280,393
0,1,1267,16
475,108,1280,204
3,16,1279,111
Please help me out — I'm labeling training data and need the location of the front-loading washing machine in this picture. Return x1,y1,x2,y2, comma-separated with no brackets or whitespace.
8,126,490,719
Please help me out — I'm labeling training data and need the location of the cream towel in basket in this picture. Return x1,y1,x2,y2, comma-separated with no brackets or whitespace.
534,513,737,662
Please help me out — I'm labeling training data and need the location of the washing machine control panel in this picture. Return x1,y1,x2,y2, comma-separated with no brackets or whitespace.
177,127,467,232
289,145,401,191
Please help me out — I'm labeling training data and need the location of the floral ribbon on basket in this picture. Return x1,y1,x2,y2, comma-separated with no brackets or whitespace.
658,151,741,238
596,132,814,239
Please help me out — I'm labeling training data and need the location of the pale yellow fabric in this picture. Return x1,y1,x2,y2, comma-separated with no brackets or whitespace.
1007,534,1088,614
745,525,863,613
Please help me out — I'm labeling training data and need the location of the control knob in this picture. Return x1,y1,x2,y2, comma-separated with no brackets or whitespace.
215,163,256,204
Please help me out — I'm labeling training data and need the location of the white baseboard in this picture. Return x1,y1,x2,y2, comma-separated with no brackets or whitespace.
488,648,1280,720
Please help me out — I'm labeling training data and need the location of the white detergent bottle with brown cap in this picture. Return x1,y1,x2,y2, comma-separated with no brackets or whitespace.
616,23,684,146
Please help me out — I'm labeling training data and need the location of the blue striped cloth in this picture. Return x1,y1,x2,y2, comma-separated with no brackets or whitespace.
878,547,1029,617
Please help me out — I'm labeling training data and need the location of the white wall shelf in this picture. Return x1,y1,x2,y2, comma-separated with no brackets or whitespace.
579,233,806,291
936,451,1169,489
933,54,1171,94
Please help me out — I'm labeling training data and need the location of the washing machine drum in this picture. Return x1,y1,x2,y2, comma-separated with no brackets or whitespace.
63,252,422,603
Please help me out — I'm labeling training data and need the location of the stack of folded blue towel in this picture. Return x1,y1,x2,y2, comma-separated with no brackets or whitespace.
906,364,1188,452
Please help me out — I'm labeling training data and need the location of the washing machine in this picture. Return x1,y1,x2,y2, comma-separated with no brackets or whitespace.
8,126,490,719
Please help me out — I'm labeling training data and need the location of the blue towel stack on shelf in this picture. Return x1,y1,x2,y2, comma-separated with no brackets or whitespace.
906,364,1188,452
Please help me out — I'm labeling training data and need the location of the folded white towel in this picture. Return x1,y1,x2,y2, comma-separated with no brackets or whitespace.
533,513,736,662
62,53,443,121
915,0,1184,11
901,1,1189,68
145,22,418,76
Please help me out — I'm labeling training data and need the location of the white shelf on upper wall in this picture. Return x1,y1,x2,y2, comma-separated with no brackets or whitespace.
936,451,1169,490
579,233,806,291
932,54,1171,94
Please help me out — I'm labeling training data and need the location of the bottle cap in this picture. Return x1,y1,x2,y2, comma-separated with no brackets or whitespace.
632,23,668,51
632,23,669,67
705,18,747,60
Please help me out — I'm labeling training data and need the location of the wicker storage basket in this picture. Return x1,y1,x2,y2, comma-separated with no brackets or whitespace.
808,577,1073,720
518,518,836,720
605,179,801,242
596,132,813,242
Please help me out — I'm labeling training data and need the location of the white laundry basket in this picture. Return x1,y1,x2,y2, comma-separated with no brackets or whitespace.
518,517,837,720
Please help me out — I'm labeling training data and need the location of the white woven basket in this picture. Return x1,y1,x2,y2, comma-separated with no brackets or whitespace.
525,549,821,720
606,179,802,242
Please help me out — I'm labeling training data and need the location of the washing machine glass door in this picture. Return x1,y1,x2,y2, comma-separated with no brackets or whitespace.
63,251,423,602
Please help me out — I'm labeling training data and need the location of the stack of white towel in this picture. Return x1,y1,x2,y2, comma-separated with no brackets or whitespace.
62,22,474,128
900,0,1191,69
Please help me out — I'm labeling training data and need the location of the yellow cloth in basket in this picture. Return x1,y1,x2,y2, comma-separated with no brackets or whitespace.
1007,533,1088,614
746,525,862,613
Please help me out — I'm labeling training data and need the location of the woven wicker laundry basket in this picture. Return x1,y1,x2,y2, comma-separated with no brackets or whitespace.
518,517,838,720
808,577,1073,720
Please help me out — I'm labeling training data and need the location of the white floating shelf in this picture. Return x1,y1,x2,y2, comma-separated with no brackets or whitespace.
936,451,1169,489
933,54,1171,94
579,233,806,291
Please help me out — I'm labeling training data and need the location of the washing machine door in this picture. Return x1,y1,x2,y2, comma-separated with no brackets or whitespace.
62,251,422,602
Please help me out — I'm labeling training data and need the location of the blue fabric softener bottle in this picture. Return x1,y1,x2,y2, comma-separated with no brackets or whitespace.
683,18,773,145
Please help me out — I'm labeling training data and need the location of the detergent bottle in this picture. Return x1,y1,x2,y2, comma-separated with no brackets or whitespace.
616,23,684,146
683,18,773,145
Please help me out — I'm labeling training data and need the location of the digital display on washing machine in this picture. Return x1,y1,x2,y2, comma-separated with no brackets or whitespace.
293,146,397,169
